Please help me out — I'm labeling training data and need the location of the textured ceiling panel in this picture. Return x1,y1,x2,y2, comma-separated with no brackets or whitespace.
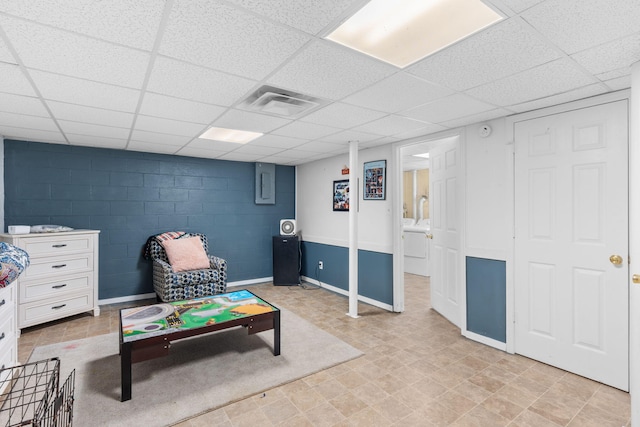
147,57,257,106
159,0,310,80
0,16,149,88
139,93,226,125
352,115,430,137
272,121,341,139
522,0,640,54
130,129,192,146
212,109,291,134
267,40,396,101
571,34,640,76
464,58,596,106
127,140,182,155
66,134,127,149
47,101,134,128
134,115,206,137
318,129,381,144
0,0,164,50
407,18,562,91
250,134,309,150
225,0,362,35
508,83,607,113
400,94,496,124
0,62,36,96
58,121,130,139
499,0,546,13
0,93,48,117
29,71,141,112
0,36,15,64
0,111,58,132
343,73,454,113
0,126,65,143
300,102,386,129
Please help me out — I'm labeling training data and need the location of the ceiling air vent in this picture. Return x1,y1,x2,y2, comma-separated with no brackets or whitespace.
239,85,325,118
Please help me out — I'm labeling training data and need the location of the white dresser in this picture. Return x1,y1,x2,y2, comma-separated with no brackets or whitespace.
0,230,100,333
0,285,16,371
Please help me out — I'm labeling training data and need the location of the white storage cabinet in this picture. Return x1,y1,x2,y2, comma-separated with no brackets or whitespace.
0,230,100,333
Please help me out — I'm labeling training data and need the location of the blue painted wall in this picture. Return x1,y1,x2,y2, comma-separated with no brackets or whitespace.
466,256,506,343
301,241,393,305
4,140,295,300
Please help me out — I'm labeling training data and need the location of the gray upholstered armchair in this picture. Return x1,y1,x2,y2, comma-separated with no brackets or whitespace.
147,232,227,302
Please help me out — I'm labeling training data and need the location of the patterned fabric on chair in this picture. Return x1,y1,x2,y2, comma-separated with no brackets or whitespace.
147,232,227,302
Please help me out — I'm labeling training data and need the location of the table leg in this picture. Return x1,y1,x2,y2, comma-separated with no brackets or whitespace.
273,310,281,356
121,341,132,402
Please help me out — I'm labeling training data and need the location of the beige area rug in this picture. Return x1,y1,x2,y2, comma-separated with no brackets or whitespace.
28,308,363,427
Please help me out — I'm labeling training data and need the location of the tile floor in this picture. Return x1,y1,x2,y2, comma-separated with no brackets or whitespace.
17,274,631,426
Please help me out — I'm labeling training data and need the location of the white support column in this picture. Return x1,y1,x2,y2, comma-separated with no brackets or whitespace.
629,61,640,423
347,140,359,318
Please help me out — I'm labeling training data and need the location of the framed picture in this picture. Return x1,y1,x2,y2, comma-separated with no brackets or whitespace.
333,179,349,211
363,160,386,200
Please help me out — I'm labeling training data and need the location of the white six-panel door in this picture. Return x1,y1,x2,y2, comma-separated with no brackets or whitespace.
430,138,461,327
514,100,629,390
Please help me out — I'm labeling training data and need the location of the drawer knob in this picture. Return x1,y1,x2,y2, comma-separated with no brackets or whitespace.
0,333,6,341
52,264,67,269
0,299,5,307
52,244,67,248
52,284,67,289
52,304,67,310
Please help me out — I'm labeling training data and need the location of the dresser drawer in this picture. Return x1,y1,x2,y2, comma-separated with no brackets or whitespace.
0,313,15,352
21,254,93,280
21,274,92,303
0,286,15,314
21,235,93,257
20,293,92,327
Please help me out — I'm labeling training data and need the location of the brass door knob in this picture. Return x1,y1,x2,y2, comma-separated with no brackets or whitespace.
609,254,623,265
633,274,640,284
426,234,433,239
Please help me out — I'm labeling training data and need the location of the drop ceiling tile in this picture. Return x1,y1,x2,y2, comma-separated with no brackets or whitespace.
159,0,310,80
0,94,48,117
29,70,141,112
268,40,396,101
175,146,227,160
271,148,322,160
439,108,513,129
0,111,58,131
213,109,291,134
597,68,630,81
522,0,640,54
295,140,347,153
67,134,127,150
500,0,545,13
47,101,134,128
300,102,387,129
0,63,36,96
226,0,359,35
218,152,262,162
272,121,341,139
58,120,129,139
407,18,562,91
0,16,149,88
127,141,182,155
232,144,284,156
464,58,596,107
0,36,15,64
130,129,193,146
139,93,226,124
135,115,206,138
352,115,429,137
394,124,448,140
571,34,640,76
0,0,164,50
250,134,309,149
603,75,632,91
399,94,496,124
508,83,607,113
344,73,455,113
147,57,257,106
186,138,243,152
0,126,65,143
318,129,381,144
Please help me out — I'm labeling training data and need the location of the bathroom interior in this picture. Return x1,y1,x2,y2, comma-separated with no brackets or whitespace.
402,142,431,277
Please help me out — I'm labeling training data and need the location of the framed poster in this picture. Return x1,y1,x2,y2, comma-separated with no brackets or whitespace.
363,160,386,200
333,179,349,211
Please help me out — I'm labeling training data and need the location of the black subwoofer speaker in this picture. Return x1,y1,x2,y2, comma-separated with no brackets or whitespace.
272,235,299,286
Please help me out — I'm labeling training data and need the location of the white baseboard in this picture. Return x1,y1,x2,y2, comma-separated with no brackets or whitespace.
301,276,393,312
463,330,507,351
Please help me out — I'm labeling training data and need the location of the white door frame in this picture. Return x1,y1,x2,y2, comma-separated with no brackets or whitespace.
392,129,465,315
505,90,631,355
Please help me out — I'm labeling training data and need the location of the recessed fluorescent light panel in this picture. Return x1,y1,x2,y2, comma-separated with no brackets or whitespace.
325,0,504,68
198,127,263,144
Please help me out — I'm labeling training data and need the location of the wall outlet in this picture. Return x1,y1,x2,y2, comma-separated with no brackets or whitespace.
318,261,323,270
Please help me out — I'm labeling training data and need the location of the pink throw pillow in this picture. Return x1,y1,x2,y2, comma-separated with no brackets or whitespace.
161,237,210,272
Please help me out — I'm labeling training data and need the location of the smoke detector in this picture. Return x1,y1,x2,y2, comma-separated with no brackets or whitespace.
239,85,325,118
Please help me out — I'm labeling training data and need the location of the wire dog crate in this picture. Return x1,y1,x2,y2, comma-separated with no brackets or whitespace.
0,358,75,427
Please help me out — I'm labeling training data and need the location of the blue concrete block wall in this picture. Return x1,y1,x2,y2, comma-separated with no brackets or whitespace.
466,256,506,343
4,140,295,300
